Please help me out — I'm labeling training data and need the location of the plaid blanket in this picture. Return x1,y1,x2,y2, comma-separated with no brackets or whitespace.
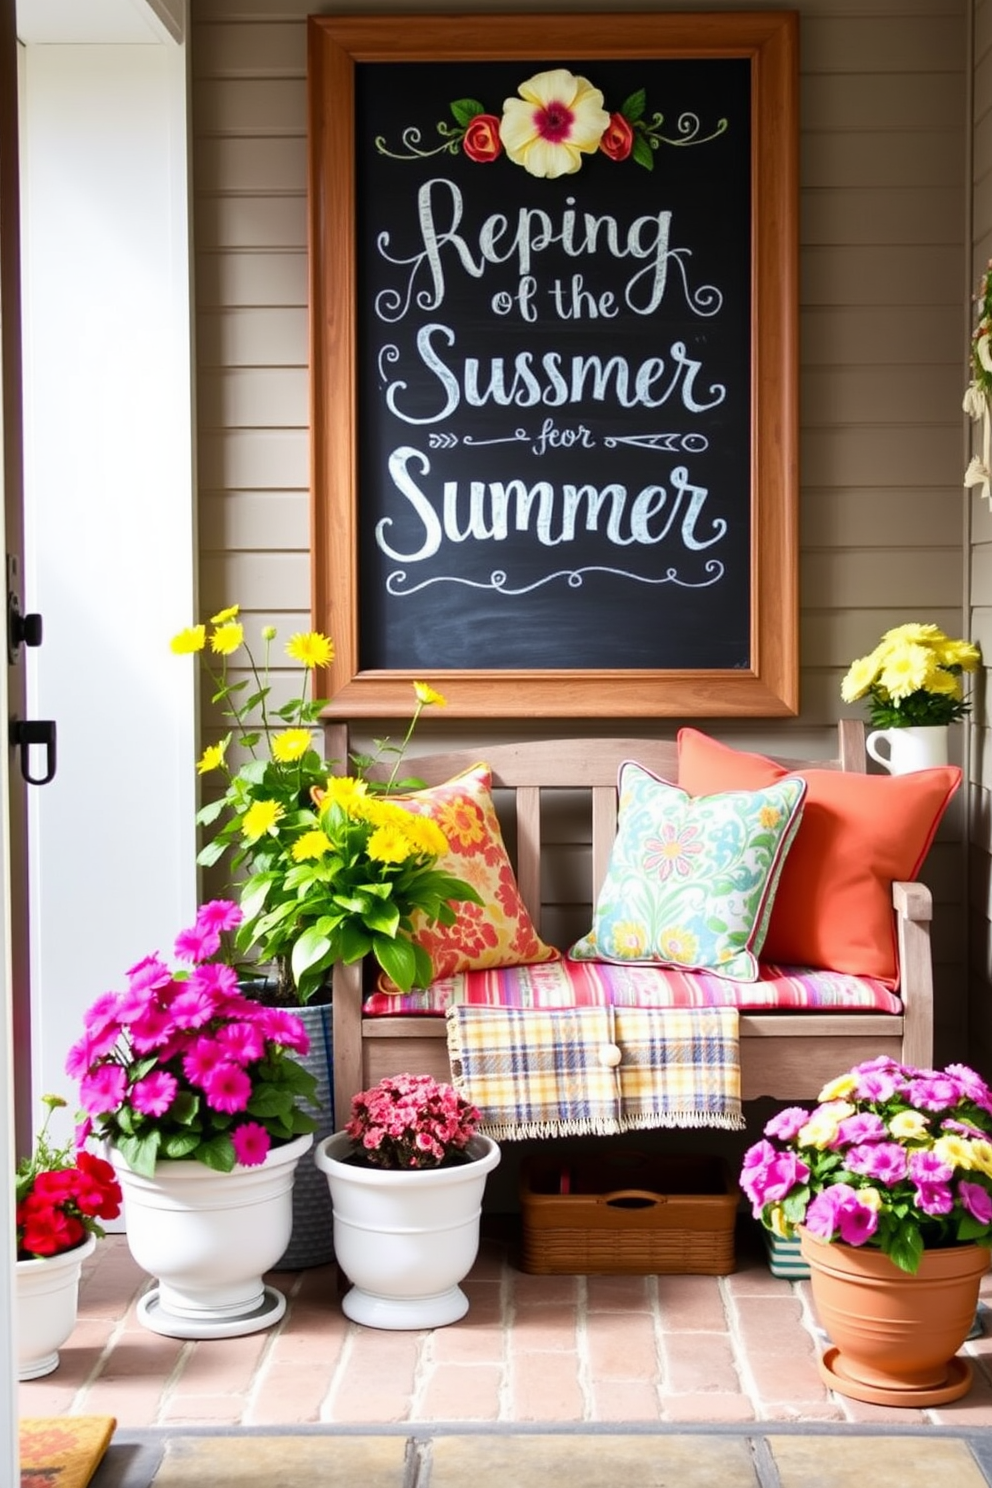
445,1004,743,1140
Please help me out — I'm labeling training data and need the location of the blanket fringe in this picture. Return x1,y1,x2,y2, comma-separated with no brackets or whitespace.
476,1110,744,1142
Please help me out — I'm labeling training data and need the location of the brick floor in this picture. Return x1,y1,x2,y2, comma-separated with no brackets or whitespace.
18,1221,992,1430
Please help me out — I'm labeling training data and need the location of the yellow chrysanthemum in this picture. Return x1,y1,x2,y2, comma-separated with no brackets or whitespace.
758,804,782,829
210,604,240,624
413,680,447,708
367,823,417,864
315,776,369,815
818,1073,857,1101
241,800,284,841
877,641,932,700
889,1109,930,1140
500,68,610,178
968,1139,992,1177
211,621,244,657
285,631,334,668
933,1135,976,1171
196,741,227,775
291,829,333,862
939,638,982,672
399,814,449,858
271,728,313,763
839,654,878,704
170,624,205,655
881,623,945,646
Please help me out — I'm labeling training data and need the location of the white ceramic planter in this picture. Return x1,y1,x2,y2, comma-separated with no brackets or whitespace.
111,1132,313,1339
16,1232,96,1380
865,725,949,775
315,1131,501,1330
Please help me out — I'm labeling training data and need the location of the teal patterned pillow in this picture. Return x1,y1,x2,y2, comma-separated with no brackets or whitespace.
569,763,807,983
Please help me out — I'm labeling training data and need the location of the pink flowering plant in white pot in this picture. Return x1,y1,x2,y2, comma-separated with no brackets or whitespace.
740,1057,992,1274
68,901,319,1177
344,1074,481,1170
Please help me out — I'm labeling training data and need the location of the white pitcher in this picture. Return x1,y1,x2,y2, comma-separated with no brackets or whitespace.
865,725,949,775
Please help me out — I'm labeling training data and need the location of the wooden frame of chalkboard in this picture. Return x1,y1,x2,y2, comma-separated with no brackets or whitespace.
308,12,798,718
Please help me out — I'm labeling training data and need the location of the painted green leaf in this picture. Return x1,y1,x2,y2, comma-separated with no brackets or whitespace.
621,88,646,122
632,134,654,171
450,97,486,127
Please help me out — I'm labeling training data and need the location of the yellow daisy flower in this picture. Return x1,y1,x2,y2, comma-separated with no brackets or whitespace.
210,621,244,657
315,776,369,815
196,741,227,775
170,625,205,655
291,829,333,862
209,604,240,624
285,631,334,668
367,823,417,864
413,681,447,708
241,800,284,841
272,728,313,763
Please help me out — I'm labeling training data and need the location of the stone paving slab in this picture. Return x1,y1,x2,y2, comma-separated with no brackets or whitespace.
88,1428,992,1488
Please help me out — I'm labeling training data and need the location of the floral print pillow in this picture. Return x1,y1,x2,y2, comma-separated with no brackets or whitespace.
569,763,807,983
382,765,559,988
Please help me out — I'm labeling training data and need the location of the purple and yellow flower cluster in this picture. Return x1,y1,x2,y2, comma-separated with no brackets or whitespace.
67,901,318,1177
740,1058,992,1273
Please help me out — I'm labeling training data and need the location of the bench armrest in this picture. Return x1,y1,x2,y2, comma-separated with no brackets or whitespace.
892,879,933,1069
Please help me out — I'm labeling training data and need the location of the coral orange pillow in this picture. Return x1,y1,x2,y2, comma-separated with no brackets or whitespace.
386,764,559,986
676,729,961,986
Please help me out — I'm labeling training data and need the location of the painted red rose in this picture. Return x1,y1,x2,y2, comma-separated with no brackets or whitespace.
463,114,503,163
599,112,634,162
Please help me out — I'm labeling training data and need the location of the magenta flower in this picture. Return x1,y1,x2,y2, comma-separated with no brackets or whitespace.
907,1075,964,1110
182,1036,228,1085
216,1021,266,1065
189,961,240,1001
124,954,174,996
914,1181,953,1216
844,1142,908,1184
174,922,221,964
128,1003,177,1054
131,1071,178,1117
195,899,243,935
202,1061,252,1114
834,1112,885,1147
764,1107,810,1142
960,1181,992,1224
169,986,221,1030
835,1198,879,1246
259,1008,310,1055
79,1062,128,1115
908,1149,953,1185
852,1069,901,1103
231,1122,271,1167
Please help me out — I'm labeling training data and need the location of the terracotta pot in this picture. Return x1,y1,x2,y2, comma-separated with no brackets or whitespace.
800,1227,990,1407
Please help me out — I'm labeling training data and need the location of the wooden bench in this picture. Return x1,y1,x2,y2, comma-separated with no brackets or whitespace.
323,720,934,1128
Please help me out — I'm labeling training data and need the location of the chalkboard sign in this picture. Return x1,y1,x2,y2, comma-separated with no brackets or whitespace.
308,13,798,718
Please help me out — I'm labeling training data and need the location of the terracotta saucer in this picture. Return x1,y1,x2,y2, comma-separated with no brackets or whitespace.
818,1346,973,1408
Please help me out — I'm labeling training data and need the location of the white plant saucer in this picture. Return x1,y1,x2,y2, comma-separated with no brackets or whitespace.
137,1283,287,1340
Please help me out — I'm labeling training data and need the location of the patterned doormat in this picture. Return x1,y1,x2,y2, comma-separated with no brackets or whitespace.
20,1415,116,1488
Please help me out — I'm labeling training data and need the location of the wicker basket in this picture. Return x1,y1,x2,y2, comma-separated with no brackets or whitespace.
519,1150,740,1276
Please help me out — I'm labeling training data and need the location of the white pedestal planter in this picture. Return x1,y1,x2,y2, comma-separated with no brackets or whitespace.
315,1131,500,1329
16,1232,96,1380
111,1132,313,1339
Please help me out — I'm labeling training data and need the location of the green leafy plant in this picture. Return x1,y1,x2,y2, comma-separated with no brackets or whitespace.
172,607,481,1004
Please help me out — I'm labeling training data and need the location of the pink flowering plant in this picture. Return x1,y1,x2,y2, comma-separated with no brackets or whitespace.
740,1058,992,1274
68,901,319,1178
345,1074,480,1170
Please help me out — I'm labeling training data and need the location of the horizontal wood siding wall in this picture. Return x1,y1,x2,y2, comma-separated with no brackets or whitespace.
970,0,992,1073
191,0,972,1060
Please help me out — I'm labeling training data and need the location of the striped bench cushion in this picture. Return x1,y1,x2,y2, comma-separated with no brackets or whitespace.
364,957,902,1016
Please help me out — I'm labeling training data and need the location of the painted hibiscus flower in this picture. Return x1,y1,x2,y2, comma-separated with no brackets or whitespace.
499,69,610,178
